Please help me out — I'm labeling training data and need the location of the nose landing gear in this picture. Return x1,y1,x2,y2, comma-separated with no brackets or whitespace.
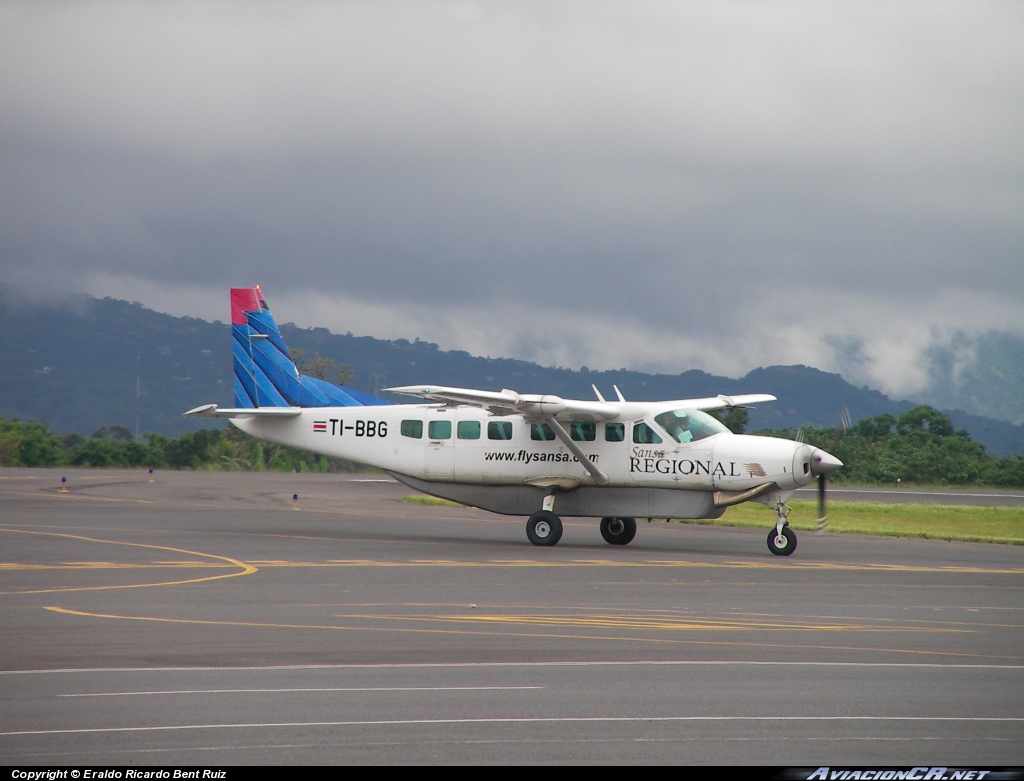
767,501,797,555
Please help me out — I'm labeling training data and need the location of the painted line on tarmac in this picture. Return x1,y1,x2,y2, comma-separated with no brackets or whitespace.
0,528,256,594
3,714,1023,738
238,557,1024,575
0,490,156,504
405,612,967,633
8,550,1020,575
41,606,1024,661
4,659,1023,675
1,562,237,571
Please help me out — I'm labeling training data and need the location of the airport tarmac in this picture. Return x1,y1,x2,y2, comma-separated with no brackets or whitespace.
1,469,1022,765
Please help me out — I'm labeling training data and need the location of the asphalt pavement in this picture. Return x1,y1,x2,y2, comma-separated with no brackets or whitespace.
1,469,1021,765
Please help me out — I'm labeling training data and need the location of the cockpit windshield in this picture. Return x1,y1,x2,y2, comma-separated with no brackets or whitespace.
653,409,731,444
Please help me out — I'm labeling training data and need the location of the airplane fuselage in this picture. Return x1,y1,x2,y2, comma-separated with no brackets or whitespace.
232,403,817,517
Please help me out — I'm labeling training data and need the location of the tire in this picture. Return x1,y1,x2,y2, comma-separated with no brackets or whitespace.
527,511,563,546
767,526,797,556
600,516,637,545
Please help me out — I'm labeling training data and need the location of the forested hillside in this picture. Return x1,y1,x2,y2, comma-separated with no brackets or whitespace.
1,291,1022,454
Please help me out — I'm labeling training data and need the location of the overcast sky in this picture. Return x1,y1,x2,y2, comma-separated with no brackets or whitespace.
1,2,1021,397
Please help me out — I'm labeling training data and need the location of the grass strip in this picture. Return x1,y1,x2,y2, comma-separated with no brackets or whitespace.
402,494,464,508
713,500,1023,544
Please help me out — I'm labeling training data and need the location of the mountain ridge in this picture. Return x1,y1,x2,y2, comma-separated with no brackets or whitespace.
1,292,1021,455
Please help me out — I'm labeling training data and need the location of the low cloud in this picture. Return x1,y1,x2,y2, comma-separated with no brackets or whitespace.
1,3,1021,404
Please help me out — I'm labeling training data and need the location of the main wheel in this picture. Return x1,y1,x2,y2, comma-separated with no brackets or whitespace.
767,526,797,556
600,516,637,545
527,511,563,546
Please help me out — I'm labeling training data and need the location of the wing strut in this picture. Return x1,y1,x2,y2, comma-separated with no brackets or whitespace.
544,419,610,486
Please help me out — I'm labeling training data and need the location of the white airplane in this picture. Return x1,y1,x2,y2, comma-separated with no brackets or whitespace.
186,287,843,555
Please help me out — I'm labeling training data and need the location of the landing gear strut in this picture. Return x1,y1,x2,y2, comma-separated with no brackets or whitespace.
526,490,563,546
767,501,797,556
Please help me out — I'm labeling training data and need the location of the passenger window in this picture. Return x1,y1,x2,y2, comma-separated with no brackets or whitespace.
531,423,555,441
569,422,596,441
428,420,451,439
401,420,423,439
457,420,480,440
488,421,513,440
633,422,663,444
605,423,625,442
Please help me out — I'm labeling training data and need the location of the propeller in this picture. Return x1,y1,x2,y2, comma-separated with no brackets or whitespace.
819,407,849,531
817,473,828,532
809,448,843,533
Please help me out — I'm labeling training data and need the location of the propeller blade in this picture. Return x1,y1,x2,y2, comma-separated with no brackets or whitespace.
816,474,828,532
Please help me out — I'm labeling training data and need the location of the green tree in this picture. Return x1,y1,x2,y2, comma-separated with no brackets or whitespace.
162,429,222,469
289,348,355,386
753,405,1020,486
0,419,65,467
709,406,749,434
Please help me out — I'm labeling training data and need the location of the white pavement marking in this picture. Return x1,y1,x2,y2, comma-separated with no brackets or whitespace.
4,659,1024,675
3,715,1023,738
60,686,543,697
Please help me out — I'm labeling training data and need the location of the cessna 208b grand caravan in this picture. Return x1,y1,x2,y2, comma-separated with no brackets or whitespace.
185,287,843,555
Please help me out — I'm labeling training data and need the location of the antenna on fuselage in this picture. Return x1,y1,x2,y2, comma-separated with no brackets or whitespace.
592,385,606,402
613,385,626,402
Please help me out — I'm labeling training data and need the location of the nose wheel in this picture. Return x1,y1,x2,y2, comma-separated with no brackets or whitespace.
767,525,797,555
767,501,797,556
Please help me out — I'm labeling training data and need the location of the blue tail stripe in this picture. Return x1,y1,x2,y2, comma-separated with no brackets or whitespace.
249,338,331,407
250,361,291,407
245,309,291,357
302,375,363,406
232,329,290,407
233,375,256,408
232,337,260,407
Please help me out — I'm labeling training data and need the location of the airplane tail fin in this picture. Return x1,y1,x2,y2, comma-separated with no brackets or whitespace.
231,286,388,408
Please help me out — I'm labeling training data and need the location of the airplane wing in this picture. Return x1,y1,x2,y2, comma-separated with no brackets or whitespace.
385,386,774,419
383,385,642,422
183,404,302,419
673,394,777,411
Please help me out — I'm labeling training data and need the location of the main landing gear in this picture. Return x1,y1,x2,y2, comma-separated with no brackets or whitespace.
526,490,639,547
526,510,562,546
526,490,563,546
767,501,797,556
600,516,637,545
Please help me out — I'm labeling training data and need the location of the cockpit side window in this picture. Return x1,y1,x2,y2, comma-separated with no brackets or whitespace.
653,409,730,444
